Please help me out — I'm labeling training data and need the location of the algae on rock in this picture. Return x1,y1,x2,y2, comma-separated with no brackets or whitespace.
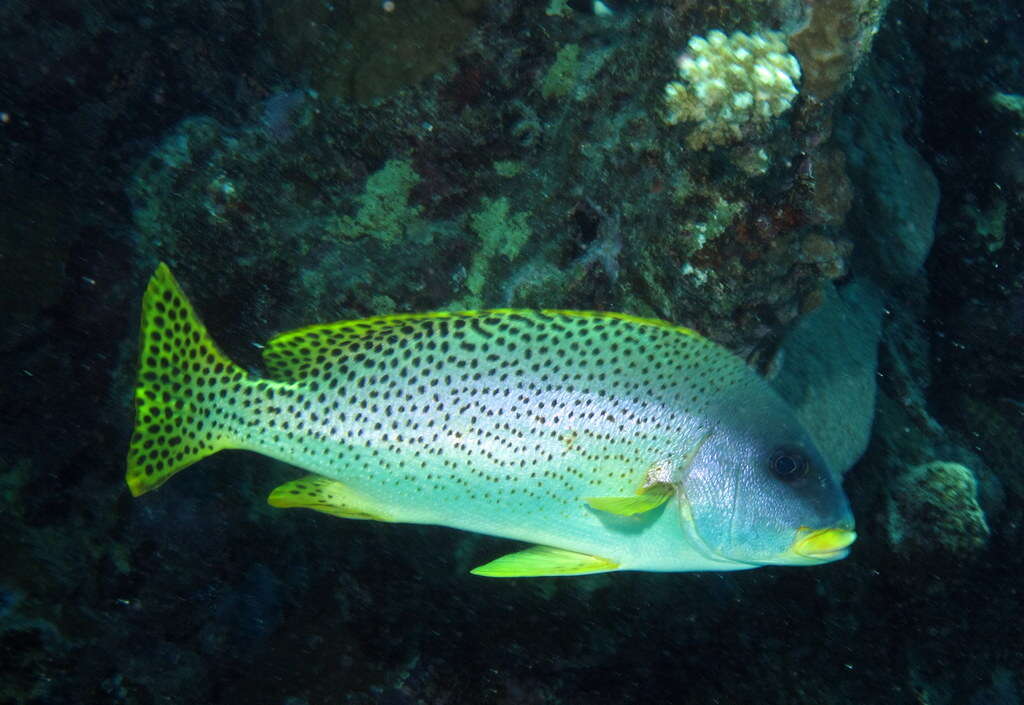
459,196,532,307
330,159,423,245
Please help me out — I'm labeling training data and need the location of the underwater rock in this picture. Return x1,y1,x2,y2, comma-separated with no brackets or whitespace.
953,398,1024,500
886,461,990,557
838,70,940,282
967,667,1021,705
0,193,69,351
875,277,945,438
268,0,484,104
772,278,884,474
939,296,1024,402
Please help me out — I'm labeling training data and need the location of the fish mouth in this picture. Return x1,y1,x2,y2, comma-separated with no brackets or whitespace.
791,527,857,562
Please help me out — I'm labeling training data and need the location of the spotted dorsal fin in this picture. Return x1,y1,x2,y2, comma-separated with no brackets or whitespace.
261,309,703,382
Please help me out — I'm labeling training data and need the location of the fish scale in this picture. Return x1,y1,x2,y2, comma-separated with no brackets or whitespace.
257,313,725,531
127,264,856,577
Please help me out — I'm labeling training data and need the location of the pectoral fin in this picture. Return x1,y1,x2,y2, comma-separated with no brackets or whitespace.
470,545,619,578
585,483,674,516
268,475,393,522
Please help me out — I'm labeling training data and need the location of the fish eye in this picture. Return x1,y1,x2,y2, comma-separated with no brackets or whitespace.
769,448,808,482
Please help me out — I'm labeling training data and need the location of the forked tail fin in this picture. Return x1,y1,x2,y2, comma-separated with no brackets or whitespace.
126,263,246,496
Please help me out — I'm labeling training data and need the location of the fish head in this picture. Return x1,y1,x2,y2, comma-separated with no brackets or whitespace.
678,384,856,568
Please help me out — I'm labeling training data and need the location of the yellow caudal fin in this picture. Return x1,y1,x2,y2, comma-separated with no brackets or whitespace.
126,263,246,497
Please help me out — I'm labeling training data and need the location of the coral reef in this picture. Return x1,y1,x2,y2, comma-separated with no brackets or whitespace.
461,196,533,307
663,30,801,149
789,0,891,102
3,0,1024,703
887,461,991,557
542,44,583,99
329,159,424,244
269,0,488,104
121,6,859,355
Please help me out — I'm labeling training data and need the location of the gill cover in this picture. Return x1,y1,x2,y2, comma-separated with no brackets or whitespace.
679,380,855,566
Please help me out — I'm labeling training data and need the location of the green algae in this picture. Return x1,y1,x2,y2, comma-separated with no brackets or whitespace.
330,159,423,245
461,196,532,306
542,44,582,99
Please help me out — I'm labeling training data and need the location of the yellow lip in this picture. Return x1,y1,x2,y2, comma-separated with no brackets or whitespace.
793,527,857,560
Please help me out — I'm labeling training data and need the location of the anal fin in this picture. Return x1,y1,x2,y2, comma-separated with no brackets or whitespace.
585,483,674,516
471,545,619,578
268,475,393,522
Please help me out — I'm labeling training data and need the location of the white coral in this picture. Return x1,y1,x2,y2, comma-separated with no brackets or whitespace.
664,29,801,150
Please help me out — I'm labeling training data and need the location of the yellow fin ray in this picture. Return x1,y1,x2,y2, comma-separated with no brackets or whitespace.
586,484,674,516
470,545,619,577
268,475,394,522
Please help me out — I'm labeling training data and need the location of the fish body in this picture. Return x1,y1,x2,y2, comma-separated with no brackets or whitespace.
127,264,855,576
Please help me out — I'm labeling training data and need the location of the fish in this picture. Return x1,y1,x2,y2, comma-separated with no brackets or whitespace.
126,263,856,577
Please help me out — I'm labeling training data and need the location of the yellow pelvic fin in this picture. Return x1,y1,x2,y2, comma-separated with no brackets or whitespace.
585,483,674,517
268,475,393,522
470,545,619,578
126,263,246,497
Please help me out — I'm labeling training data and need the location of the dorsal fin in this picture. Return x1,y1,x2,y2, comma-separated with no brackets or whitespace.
262,309,703,382
262,310,494,382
